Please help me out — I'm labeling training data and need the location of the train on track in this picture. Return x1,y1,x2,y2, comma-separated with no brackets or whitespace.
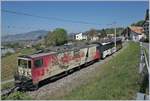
14,38,122,90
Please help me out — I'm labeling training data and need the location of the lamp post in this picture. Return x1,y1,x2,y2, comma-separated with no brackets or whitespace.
114,22,117,51
107,22,117,50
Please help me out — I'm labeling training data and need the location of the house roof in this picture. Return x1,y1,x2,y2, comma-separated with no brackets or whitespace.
75,32,87,36
129,26,144,35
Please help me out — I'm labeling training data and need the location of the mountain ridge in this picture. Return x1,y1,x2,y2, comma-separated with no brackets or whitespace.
2,30,49,42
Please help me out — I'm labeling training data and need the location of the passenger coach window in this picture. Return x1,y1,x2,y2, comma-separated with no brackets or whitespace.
34,59,43,68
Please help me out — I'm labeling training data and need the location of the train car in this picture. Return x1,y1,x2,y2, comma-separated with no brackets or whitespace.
110,38,123,53
93,41,114,59
92,38,122,59
14,44,101,90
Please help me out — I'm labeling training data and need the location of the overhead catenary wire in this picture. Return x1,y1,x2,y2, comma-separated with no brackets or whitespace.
2,9,101,26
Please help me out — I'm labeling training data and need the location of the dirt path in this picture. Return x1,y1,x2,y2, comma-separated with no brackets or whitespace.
28,42,128,100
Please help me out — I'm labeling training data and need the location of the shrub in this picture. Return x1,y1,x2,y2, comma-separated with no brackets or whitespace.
2,91,32,100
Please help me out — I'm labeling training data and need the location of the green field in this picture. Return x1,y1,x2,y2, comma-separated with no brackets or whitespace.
51,42,140,100
1,48,36,81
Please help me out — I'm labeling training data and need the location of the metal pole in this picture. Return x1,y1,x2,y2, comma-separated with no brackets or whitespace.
114,22,117,50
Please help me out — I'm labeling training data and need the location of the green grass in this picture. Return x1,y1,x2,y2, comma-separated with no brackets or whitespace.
52,42,140,100
1,82,14,90
1,48,36,81
2,91,32,100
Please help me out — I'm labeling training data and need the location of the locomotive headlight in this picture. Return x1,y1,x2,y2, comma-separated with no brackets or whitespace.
18,67,23,75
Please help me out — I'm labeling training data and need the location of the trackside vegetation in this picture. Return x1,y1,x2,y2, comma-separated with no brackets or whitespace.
55,42,140,100
1,48,36,81
2,91,32,100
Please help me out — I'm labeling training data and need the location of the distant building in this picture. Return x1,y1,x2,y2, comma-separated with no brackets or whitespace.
143,9,149,38
75,33,87,40
68,33,76,41
90,35,99,41
87,32,101,41
90,34,101,41
107,33,115,38
1,47,15,56
122,26,145,41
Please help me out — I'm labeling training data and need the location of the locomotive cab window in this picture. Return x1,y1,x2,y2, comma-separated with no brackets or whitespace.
18,59,31,68
34,59,43,68
28,61,31,68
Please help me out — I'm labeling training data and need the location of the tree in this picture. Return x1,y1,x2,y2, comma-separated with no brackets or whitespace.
45,28,68,46
86,29,98,40
45,31,52,46
88,29,98,37
100,29,107,38
33,43,43,50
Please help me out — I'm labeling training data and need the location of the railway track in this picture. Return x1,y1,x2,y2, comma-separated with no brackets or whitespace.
1,86,20,96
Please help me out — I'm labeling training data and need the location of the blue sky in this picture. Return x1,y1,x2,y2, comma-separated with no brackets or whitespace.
1,1,149,35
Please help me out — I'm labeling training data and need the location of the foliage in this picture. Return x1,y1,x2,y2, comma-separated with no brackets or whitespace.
86,29,98,37
53,42,140,100
2,91,32,100
4,52,13,57
1,48,35,81
99,29,107,38
4,42,23,49
85,27,124,39
45,28,68,46
104,27,124,36
33,43,43,50
85,29,106,40
131,20,145,27
45,31,52,46
1,82,14,90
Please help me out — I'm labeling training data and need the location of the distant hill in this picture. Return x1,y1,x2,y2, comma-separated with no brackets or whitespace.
2,30,49,42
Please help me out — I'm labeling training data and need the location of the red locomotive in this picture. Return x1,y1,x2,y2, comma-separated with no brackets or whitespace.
15,43,101,90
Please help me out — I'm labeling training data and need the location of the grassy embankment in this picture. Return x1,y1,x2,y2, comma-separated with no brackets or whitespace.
143,47,149,62
53,42,140,100
1,48,35,81
1,48,36,89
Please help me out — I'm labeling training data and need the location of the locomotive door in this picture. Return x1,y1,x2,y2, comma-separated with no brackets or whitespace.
80,48,88,65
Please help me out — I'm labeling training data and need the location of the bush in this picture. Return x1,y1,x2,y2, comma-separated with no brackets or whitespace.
33,43,44,50
5,52,13,57
2,91,32,100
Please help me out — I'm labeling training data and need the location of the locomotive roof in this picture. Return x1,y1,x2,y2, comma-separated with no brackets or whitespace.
18,43,98,59
18,51,57,59
29,52,57,58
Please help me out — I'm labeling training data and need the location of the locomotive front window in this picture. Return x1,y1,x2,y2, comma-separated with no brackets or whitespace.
34,59,43,68
18,59,31,68
28,61,31,68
